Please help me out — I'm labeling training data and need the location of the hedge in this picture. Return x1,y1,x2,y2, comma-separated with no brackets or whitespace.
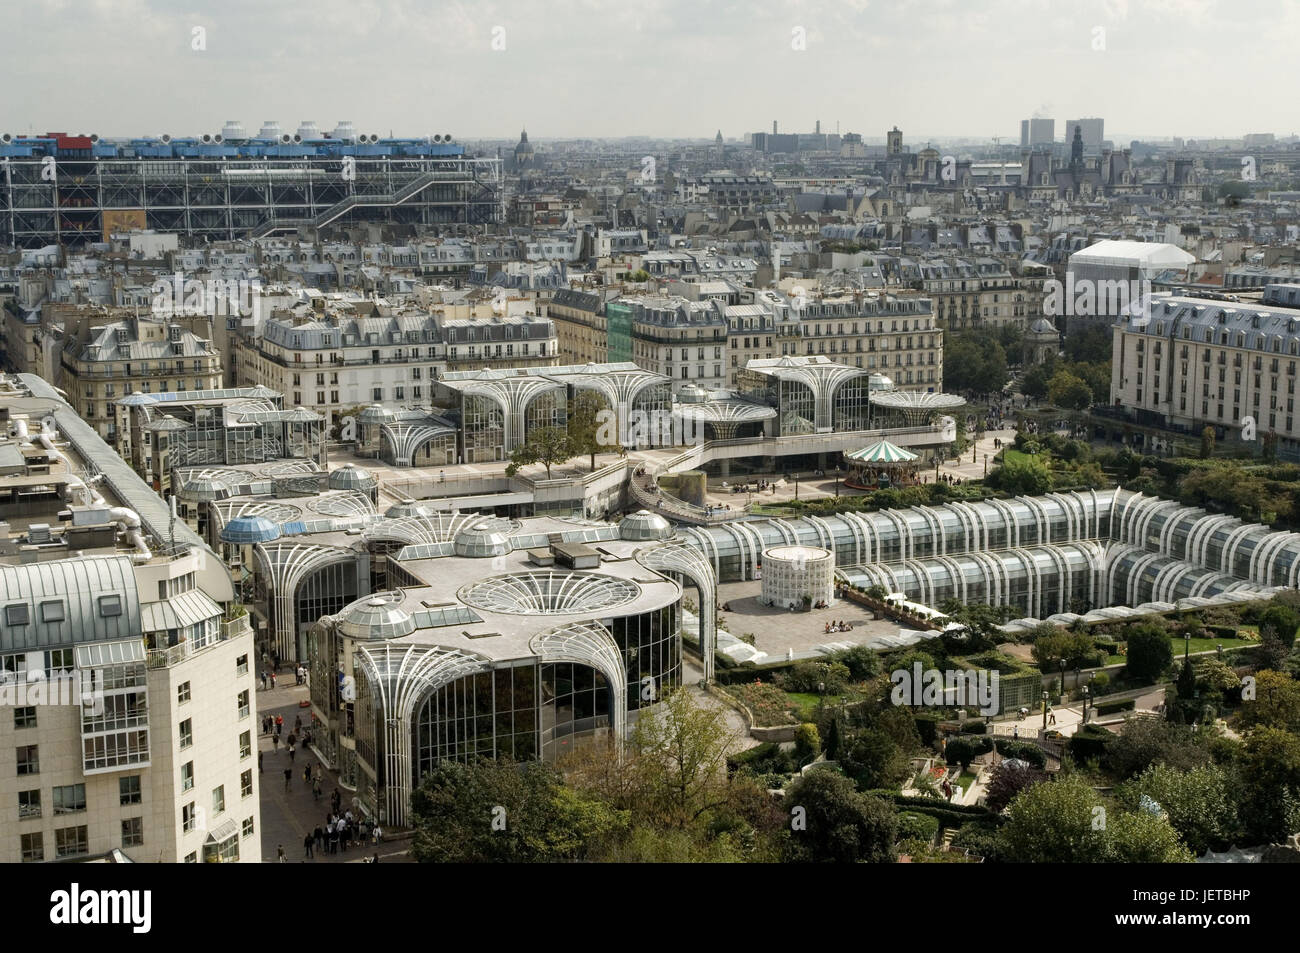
1095,698,1136,716
1068,724,1117,762
897,811,941,844
993,739,1047,768
914,713,941,746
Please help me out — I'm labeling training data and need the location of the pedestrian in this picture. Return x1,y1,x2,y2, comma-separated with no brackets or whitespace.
258,750,263,773
312,777,321,801
303,763,312,784
303,833,314,859
372,824,382,845
371,853,380,864
283,767,292,791
314,825,324,850
277,844,286,863
272,734,279,751
294,715,302,734
289,741,296,763
270,672,277,689
260,672,267,691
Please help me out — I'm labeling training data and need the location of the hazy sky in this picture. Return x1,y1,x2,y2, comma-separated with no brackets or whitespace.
6,0,1298,143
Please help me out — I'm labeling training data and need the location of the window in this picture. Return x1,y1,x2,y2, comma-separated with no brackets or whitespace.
184,851,197,864
18,788,40,819
240,730,251,760
237,690,249,719
236,654,248,677
16,745,38,776
98,595,122,618
55,826,88,858
179,718,192,748
242,817,255,839
182,802,197,833
178,681,191,704
21,832,43,862
14,706,35,729
5,604,29,627
241,769,253,798
182,761,194,791
53,784,86,815
121,817,143,847
120,775,142,805
39,600,64,623
212,785,225,815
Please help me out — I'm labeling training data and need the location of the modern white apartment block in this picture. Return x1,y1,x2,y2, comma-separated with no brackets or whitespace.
0,373,257,863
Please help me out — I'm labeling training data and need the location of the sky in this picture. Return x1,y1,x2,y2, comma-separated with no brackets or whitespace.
5,0,1299,143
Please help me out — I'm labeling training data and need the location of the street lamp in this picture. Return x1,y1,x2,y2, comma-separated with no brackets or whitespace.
1042,690,1049,732
1082,684,1090,724
794,473,799,501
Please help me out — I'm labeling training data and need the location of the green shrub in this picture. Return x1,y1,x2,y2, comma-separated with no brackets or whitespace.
914,713,940,746
1096,698,1136,716
779,660,852,694
993,739,1047,768
961,721,988,735
896,811,941,844
794,723,821,765
1068,724,1117,762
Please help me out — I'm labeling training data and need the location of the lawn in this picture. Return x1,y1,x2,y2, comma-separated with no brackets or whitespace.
785,691,843,721
1102,635,1255,667
1002,448,1050,467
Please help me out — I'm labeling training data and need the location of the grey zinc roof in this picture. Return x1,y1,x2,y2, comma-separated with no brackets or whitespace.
0,555,141,651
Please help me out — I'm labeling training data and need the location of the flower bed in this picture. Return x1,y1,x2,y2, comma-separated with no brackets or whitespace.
725,680,800,727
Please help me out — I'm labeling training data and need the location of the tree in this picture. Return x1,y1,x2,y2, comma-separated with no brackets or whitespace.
1260,605,1300,649
990,456,1053,495
1105,808,1194,862
1061,325,1113,364
627,687,735,829
1119,763,1238,855
1105,715,1210,780
794,723,821,765
997,774,1108,863
1125,624,1173,683
1047,369,1093,410
1200,426,1216,459
1238,726,1300,842
781,770,897,863
1031,627,1096,669
1240,670,1300,732
566,390,607,471
1021,364,1050,400
409,757,625,862
840,727,912,790
944,332,1009,395
504,425,573,479
984,759,1047,812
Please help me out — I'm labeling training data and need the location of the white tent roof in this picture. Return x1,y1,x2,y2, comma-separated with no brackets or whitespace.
1069,240,1195,269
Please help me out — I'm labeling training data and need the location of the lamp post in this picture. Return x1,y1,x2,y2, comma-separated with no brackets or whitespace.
1184,632,1191,664
1042,690,1049,732
794,473,799,501
1059,658,1066,702
1082,684,1090,724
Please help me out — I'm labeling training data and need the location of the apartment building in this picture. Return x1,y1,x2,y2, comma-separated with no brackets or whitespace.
0,373,256,863
56,312,224,443
235,301,558,427
1111,285,1300,461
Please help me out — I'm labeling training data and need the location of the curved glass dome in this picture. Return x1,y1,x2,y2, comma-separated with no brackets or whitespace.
337,591,415,640
358,404,392,424
178,475,231,502
118,391,158,407
384,499,438,520
453,522,511,558
328,464,378,491
676,383,709,404
220,515,283,544
459,570,640,615
619,509,673,541
867,373,895,392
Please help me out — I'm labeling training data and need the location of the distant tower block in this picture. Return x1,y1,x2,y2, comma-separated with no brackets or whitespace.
887,127,903,156
762,545,834,610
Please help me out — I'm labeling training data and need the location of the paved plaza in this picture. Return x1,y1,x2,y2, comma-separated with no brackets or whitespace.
256,678,412,864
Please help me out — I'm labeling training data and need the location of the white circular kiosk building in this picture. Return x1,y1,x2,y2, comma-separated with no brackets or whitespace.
761,545,835,609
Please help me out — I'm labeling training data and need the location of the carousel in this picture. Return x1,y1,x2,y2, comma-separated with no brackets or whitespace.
843,439,920,489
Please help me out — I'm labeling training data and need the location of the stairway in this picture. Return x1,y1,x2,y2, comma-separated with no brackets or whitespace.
249,170,445,238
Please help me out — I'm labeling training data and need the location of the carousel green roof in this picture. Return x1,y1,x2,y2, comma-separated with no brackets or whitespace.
844,439,918,464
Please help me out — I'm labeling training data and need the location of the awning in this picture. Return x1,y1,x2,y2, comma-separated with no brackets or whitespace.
205,817,239,844
139,590,222,633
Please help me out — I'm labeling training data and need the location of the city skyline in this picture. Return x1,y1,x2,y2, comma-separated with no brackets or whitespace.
6,0,1299,142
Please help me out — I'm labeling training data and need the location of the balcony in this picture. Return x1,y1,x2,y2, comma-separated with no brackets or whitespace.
146,610,253,669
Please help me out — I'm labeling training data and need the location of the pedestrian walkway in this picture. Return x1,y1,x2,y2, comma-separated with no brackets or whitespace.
256,680,411,863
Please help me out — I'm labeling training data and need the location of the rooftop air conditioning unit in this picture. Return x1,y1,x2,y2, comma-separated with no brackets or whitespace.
89,134,99,143
214,133,223,143
280,134,292,144
160,134,172,143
